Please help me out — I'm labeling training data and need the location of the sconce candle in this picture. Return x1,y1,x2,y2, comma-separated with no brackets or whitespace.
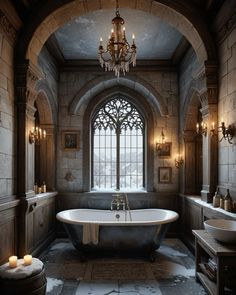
24,254,32,265
9,256,18,268
29,125,46,145
196,121,207,136
175,154,184,168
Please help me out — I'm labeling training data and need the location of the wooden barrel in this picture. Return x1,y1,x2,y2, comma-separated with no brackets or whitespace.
0,267,46,295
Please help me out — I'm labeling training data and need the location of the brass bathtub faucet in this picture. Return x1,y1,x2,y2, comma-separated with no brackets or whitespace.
111,194,125,211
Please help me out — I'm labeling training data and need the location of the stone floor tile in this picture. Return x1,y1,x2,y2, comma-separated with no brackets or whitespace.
61,280,79,295
159,277,207,295
46,277,64,294
119,280,162,295
75,280,119,295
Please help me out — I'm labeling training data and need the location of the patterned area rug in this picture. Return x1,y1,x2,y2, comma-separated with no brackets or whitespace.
91,263,148,280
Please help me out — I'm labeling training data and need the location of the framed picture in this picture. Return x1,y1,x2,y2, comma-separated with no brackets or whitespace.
157,142,172,158
62,131,80,151
158,167,172,184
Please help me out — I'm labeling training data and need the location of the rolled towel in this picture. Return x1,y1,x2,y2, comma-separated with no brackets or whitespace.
82,223,99,245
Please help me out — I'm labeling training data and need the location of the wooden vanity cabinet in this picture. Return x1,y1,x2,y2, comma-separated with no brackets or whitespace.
193,230,236,295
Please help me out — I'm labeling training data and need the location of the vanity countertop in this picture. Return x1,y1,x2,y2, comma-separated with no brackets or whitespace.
187,195,236,219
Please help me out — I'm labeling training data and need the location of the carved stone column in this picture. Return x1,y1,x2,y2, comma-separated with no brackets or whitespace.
15,60,42,197
200,93,218,202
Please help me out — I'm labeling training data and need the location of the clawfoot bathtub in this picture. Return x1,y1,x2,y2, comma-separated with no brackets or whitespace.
56,208,178,261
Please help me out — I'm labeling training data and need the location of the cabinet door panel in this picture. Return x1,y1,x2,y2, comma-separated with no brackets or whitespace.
185,201,203,238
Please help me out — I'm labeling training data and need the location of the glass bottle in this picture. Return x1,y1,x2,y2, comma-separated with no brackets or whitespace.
42,181,46,193
224,189,232,212
219,194,225,209
213,187,220,207
33,183,38,194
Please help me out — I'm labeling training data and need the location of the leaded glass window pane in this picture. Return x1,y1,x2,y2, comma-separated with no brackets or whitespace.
92,96,144,190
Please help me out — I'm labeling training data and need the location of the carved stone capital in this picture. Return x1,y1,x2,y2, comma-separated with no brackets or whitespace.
15,60,42,105
0,9,17,45
26,103,37,119
205,60,218,85
16,102,37,119
182,130,196,142
198,90,207,109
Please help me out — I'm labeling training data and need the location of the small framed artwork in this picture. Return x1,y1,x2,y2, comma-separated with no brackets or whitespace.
62,131,80,151
158,167,172,184
157,142,172,158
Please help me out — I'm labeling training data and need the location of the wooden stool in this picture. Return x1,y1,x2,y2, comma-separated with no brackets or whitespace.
0,258,46,295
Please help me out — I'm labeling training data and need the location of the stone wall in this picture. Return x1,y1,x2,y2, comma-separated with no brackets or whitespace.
0,3,21,201
214,0,236,198
179,47,200,132
57,70,179,194
38,46,58,111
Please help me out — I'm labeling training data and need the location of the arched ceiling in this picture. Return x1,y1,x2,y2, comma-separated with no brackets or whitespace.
53,9,183,60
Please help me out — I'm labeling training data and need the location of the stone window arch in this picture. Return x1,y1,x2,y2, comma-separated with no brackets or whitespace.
83,88,155,192
91,95,145,191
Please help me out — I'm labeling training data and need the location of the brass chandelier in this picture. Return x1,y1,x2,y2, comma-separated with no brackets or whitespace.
98,0,137,77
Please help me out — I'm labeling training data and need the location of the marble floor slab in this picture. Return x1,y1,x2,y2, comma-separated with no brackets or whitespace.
40,238,207,295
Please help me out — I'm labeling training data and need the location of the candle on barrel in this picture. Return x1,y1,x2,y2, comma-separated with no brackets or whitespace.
9,256,17,268
24,254,32,265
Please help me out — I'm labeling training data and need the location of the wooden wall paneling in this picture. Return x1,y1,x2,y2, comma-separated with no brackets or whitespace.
26,211,34,252
0,201,20,264
184,140,196,194
18,193,57,257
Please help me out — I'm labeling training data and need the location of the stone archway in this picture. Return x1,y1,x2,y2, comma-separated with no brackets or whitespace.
181,82,218,199
69,75,168,117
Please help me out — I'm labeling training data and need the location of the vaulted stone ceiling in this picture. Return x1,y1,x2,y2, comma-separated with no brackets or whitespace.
10,0,225,64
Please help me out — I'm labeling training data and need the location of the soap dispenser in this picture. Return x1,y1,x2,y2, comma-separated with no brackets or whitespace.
213,187,220,207
224,189,232,212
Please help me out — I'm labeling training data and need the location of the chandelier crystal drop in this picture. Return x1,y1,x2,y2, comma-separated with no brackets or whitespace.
98,0,137,77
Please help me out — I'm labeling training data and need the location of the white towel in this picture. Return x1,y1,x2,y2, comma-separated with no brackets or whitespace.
82,223,99,245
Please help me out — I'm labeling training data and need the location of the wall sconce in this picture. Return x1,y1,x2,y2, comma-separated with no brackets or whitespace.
155,128,166,154
219,120,234,144
29,126,46,144
175,154,184,168
196,121,207,136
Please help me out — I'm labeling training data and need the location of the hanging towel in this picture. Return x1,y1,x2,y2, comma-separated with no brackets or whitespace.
82,223,100,245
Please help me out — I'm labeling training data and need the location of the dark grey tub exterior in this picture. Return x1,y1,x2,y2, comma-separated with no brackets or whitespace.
56,209,179,261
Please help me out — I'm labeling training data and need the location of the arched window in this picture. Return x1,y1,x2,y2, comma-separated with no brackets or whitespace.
91,96,145,190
